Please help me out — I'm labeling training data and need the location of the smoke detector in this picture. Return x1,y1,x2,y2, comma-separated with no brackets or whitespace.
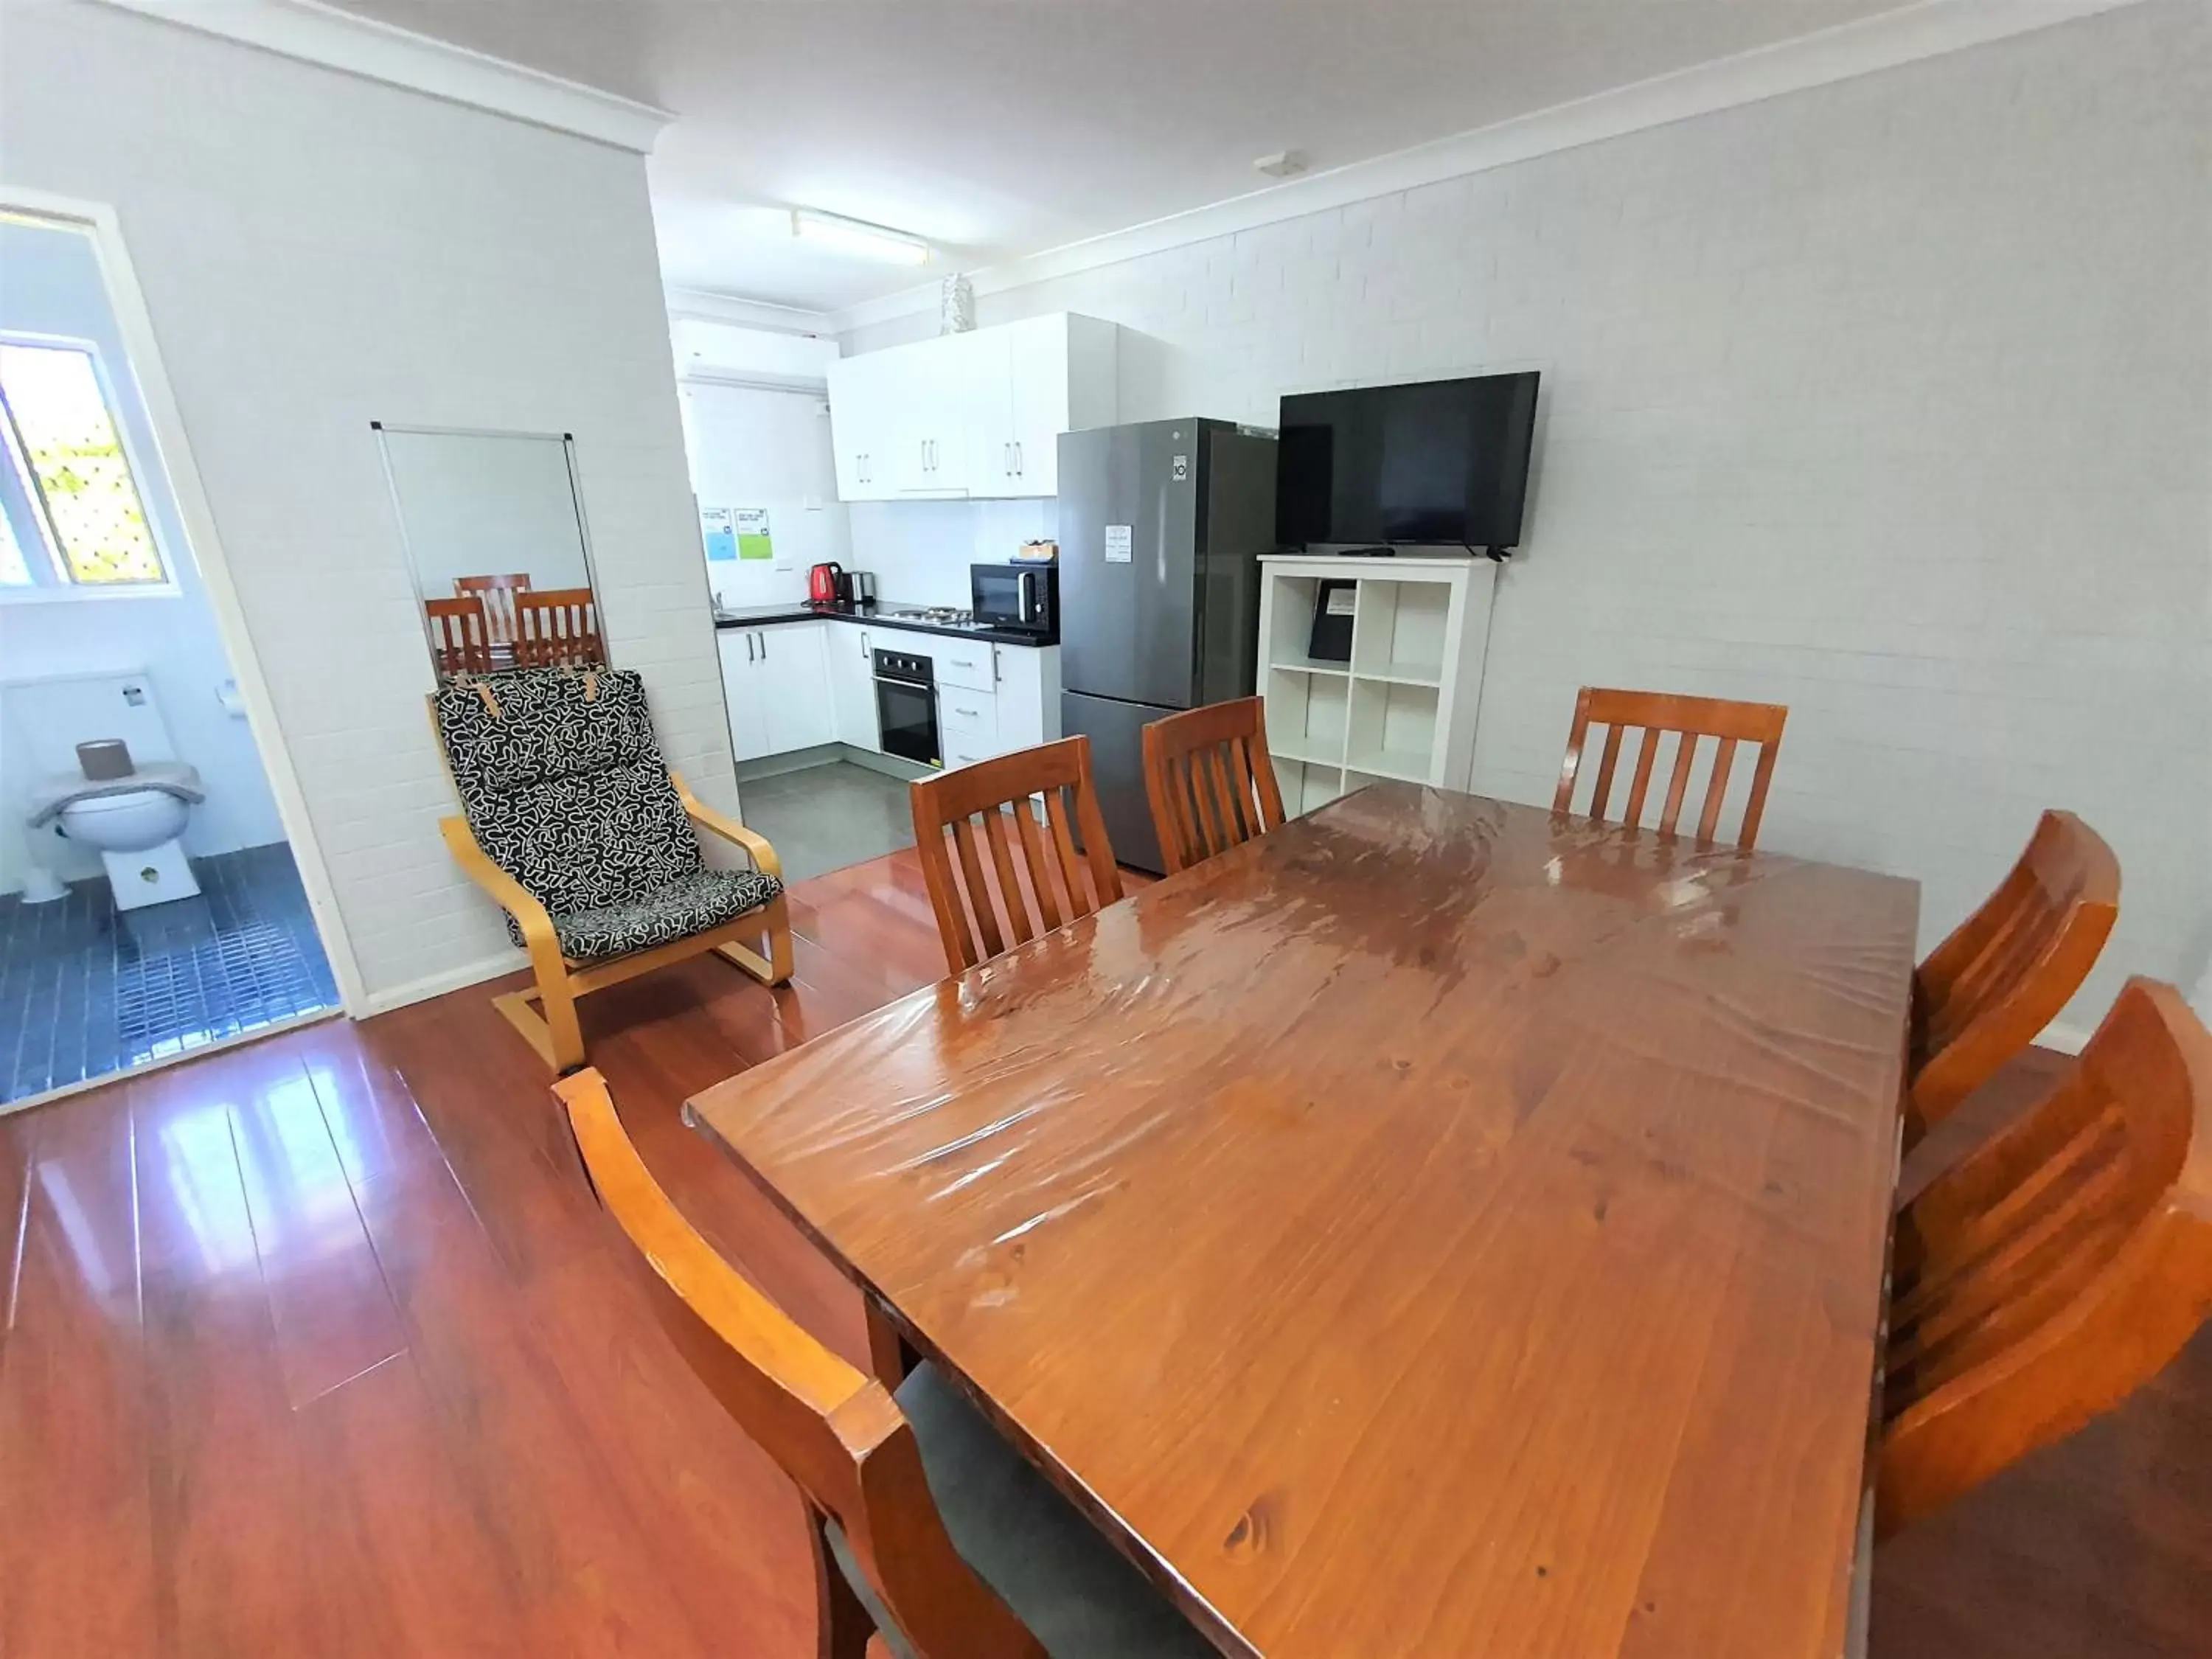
1252,150,1308,179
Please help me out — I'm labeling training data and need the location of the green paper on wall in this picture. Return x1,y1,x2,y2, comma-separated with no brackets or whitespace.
736,507,773,561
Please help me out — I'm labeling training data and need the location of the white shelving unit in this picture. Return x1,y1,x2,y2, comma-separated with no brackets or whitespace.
1256,554,1498,814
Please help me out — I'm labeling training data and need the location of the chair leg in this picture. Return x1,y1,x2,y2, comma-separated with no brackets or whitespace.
539,974,586,1071
810,1503,878,1659
493,975,586,1074
714,895,796,987
864,1295,918,1389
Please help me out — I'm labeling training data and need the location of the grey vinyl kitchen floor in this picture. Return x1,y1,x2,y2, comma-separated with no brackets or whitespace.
738,762,917,886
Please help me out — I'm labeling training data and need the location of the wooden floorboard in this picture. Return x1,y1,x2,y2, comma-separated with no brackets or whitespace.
0,844,2205,1656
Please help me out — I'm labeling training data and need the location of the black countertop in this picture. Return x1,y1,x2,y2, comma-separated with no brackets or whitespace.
712,600,1054,648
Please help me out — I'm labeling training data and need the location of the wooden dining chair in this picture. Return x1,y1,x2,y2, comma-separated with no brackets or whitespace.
455,571,531,648
515,585,604,668
1907,810,2121,1147
423,595,491,678
1553,686,1789,850
555,1068,1215,1659
911,736,1122,974
1141,697,1287,876
1877,977,2212,1540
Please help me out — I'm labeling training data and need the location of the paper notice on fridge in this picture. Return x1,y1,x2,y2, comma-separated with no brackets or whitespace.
1104,525,1133,563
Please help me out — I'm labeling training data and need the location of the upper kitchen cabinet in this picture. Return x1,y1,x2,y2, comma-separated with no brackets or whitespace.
827,313,1117,502
827,347,900,498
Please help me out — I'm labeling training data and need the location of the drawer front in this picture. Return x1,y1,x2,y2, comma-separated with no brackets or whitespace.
944,740,995,772
933,639,996,692
939,688,998,750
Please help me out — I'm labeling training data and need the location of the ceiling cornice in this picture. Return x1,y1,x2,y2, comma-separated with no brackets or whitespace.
664,286,836,336
93,0,672,153
829,0,2145,333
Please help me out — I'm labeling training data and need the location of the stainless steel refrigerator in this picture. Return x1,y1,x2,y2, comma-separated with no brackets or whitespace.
1057,418,1279,872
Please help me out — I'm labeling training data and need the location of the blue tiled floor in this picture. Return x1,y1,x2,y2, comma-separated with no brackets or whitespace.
0,842,339,1106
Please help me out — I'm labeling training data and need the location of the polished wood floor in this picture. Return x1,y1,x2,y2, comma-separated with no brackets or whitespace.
1,846,2206,1657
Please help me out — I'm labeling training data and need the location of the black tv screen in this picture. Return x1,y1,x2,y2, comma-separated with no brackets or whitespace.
1276,372,1540,550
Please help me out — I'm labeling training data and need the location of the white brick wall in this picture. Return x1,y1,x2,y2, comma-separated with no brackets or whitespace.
2,1,737,1008
849,0,2212,1026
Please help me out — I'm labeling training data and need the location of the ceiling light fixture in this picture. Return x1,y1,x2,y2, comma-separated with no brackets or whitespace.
790,209,931,266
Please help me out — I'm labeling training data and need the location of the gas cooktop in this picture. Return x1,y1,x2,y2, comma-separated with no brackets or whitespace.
881,606,976,626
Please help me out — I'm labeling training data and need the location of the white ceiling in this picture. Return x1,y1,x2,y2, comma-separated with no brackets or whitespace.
327,0,1919,314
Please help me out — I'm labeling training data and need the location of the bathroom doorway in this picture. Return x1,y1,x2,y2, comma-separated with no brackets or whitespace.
0,204,344,1110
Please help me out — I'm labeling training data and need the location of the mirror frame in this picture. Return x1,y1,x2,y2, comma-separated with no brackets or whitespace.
371,420,605,681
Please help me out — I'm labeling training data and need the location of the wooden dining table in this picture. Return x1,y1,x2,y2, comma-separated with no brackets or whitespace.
688,784,1921,1658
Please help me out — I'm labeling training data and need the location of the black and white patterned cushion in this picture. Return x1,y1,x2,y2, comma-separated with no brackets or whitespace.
547,867,784,960
434,667,781,961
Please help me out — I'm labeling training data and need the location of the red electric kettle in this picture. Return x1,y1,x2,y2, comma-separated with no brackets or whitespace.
808,561,844,605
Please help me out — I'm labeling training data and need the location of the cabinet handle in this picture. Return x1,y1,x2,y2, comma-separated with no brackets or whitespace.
953,705,980,718
745,632,755,663
1014,441,1023,475
993,647,1002,683
759,630,768,661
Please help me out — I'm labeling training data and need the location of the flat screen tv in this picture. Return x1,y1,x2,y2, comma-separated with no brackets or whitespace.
1276,372,1540,552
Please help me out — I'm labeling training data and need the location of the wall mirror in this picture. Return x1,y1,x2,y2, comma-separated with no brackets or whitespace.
375,423,605,682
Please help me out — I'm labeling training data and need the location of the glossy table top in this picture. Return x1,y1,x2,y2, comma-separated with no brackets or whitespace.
690,785,1921,1658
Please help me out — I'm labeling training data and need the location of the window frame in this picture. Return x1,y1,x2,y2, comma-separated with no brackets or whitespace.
0,327,180,602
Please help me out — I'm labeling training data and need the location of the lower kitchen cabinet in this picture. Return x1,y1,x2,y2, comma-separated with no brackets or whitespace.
719,617,1059,772
718,621,833,762
824,622,880,751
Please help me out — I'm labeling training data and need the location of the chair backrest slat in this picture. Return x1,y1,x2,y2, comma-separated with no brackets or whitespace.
1553,686,1789,852
455,572,531,647
1696,738,1739,844
425,596,491,678
979,807,1037,950
1142,698,1287,875
912,737,1122,974
1877,978,2212,1540
515,586,604,669
1908,811,2119,1137
1658,731,1698,835
1010,805,1064,931
555,1071,1046,1658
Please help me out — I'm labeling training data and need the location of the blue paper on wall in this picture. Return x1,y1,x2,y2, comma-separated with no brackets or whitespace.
700,505,737,562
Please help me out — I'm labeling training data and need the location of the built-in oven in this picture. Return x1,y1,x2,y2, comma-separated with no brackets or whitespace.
873,647,942,768
970,561,1058,639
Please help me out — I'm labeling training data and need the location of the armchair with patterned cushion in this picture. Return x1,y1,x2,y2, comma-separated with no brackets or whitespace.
430,666,792,1072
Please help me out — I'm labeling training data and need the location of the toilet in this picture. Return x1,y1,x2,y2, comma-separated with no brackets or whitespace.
9,672,209,911
54,774,204,907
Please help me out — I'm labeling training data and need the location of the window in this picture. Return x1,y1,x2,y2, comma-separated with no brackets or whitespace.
0,337,169,591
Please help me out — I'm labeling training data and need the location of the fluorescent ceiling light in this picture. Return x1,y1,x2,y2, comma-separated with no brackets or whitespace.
790,209,931,266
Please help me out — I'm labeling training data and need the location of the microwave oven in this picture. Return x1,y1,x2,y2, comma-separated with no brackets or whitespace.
970,561,1057,639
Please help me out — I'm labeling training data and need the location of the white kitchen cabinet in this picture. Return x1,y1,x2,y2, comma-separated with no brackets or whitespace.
991,643,1058,753
887,335,974,495
936,643,1060,773
828,313,1117,502
827,352,898,497
717,630,769,761
825,622,880,751
967,316,1118,497
718,620,833,762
